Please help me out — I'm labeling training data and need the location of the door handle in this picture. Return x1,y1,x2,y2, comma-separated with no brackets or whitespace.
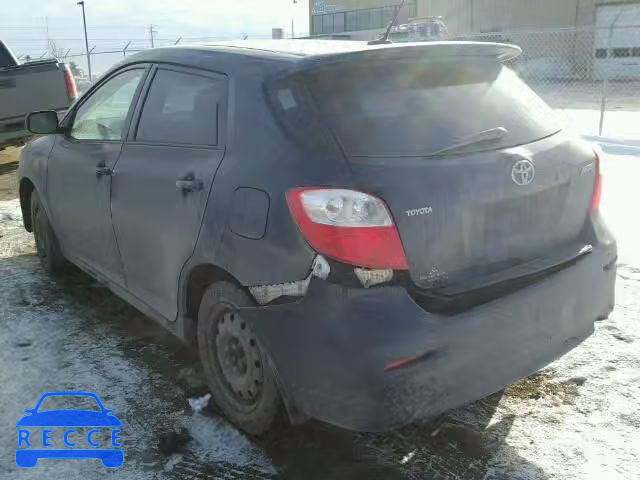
95,162,112,177
176,173,203,193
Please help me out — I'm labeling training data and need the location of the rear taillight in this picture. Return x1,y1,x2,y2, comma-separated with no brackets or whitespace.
287,187,408,269
590,151,602,213
62,65,78,101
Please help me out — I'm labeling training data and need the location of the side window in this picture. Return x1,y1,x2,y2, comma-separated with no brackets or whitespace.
136,69,224,146
70,69,145,141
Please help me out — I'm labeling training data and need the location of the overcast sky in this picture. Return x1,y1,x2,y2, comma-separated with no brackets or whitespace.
2,0,310,74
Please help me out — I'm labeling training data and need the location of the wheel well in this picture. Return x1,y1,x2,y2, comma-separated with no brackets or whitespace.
185,263,243,330
19,178,35,232
184,263,303,423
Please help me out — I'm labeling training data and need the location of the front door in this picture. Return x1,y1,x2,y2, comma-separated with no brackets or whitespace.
111,66,227,319
47,67,147,285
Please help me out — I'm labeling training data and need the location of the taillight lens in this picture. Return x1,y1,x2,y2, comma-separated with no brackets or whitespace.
62,65,78,101
590,151,602,213
287,187,408,269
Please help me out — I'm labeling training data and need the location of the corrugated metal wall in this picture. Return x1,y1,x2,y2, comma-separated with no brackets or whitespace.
309,0,640,80
311,0,398,13
418,0,579,34
312,0,640,34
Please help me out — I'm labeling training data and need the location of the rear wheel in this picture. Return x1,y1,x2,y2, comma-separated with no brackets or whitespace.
197,281,280,435
30,190,66,274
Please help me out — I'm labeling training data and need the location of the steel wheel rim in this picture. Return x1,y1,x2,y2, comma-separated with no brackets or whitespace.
213,308,264,410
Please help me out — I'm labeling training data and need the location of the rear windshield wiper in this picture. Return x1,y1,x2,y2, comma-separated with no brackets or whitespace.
425,127,509,157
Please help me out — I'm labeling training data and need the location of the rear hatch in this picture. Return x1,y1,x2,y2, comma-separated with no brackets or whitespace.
278,43,598,290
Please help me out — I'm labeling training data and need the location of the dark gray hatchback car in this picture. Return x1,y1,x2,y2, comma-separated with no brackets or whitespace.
18,40,616,434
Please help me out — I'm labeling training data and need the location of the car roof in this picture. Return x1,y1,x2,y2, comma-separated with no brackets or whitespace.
110,40,521,85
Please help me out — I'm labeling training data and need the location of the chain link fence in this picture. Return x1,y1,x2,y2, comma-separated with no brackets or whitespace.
454,25,640,139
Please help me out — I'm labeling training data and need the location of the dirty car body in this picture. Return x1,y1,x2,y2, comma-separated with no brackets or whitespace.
18,40,617,432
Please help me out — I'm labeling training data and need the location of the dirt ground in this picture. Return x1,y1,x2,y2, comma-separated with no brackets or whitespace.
0,147,20,201
0,146,638,479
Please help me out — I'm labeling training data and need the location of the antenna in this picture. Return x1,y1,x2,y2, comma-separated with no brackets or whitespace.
368,0,406,45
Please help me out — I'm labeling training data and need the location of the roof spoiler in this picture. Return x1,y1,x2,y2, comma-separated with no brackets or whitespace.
306,41,522,67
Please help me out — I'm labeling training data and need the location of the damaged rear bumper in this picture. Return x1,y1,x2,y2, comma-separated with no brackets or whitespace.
238,242,616,432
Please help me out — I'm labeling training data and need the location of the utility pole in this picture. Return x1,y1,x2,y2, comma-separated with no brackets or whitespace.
77,1,92,81
148,24,157,48
45,16,50,51
291,0,297,38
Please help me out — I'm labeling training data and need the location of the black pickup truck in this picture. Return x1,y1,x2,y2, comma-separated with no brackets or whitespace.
1,40,77,150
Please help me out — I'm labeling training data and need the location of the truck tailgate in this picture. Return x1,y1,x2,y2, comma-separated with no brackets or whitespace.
0,60,71,121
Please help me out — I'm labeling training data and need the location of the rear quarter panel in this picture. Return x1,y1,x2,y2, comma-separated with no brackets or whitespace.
186,66,353,287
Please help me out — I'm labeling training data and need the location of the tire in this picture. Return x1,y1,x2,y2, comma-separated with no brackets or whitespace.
30,190,66,275
197,281,280,435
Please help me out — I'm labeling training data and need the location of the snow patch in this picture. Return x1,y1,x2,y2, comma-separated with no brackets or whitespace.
0,198,34,258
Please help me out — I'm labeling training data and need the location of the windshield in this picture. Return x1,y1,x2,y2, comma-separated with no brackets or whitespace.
304,58,561,157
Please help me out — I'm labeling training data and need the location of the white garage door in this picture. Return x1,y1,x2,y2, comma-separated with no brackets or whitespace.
594,3,640,80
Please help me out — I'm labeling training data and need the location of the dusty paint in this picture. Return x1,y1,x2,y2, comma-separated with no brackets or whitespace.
0,150,638,479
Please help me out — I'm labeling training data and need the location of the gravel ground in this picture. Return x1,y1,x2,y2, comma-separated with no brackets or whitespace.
0,148,20,202
0,149,638,479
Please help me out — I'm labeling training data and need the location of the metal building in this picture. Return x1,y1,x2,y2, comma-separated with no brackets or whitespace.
308,0,640,79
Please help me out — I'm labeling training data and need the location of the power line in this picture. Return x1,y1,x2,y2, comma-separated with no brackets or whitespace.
0,24,155,29
4,38,158,41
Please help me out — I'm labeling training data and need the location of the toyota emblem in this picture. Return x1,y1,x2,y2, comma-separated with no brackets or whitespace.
511,159,535,186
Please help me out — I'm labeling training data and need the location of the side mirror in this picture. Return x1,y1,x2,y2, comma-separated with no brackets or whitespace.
25,110,60,135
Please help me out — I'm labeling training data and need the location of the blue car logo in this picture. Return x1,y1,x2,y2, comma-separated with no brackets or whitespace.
16,391,123,468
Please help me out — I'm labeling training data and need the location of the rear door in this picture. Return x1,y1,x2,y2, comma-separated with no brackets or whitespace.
111,65,227,320
300,52,598,289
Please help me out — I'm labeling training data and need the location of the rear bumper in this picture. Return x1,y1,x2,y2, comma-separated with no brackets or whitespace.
240,240,616,432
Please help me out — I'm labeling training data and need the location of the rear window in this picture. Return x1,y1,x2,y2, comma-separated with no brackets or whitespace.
301,58,560,157
136,69,223,146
